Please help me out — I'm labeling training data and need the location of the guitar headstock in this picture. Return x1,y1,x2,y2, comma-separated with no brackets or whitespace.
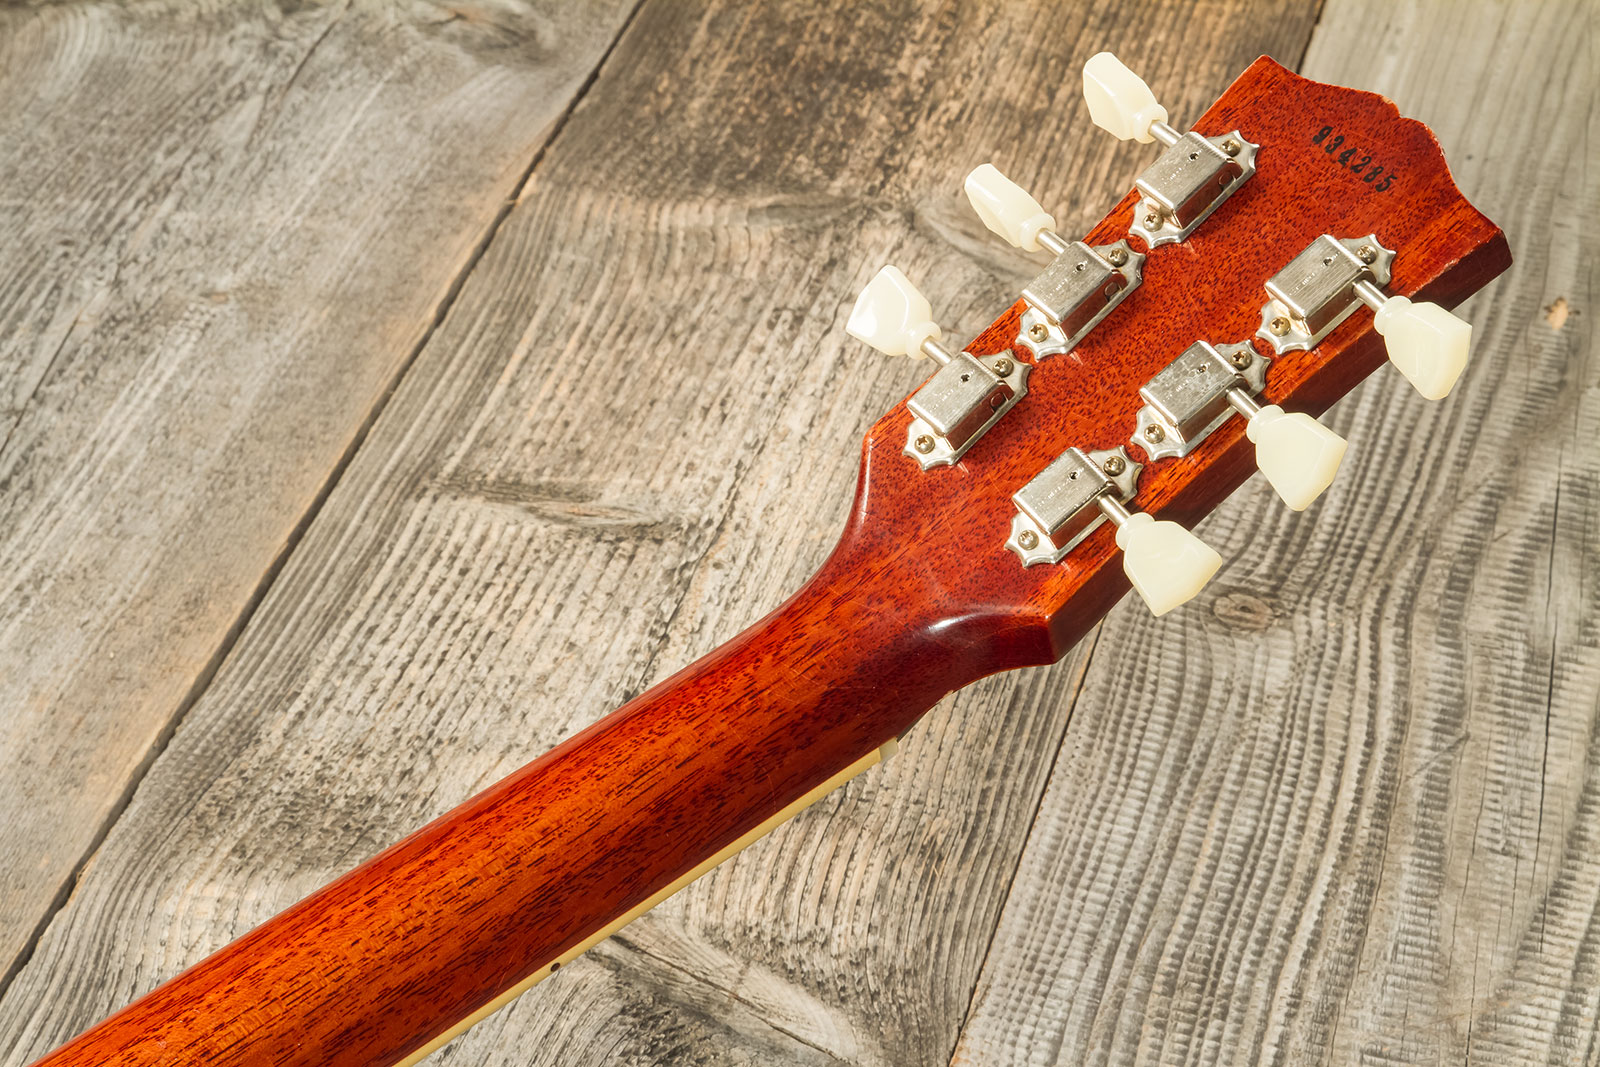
834,55,1510,668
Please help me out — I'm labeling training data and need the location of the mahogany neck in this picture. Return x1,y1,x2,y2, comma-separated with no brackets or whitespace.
31,529,1004,1067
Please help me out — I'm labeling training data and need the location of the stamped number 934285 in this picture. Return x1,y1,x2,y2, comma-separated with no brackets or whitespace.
1312,125,1396,191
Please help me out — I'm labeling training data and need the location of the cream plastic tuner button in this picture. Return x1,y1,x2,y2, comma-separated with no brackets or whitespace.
1244,404,1348,511
1371,295,1472,400
1082,52,1169,144
846,265,944,358
1113,511,1222,617
964,164,1057,253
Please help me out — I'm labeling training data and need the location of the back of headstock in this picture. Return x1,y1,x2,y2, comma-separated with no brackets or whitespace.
838,54,1510,666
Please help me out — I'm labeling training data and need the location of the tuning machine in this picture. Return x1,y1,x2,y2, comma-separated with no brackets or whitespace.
1134,341,1269,461
1258,233,1473,399
1006,446,1220,616
846,266,1029,470
963,164,1144,360
1135,340,1348,511
1082,52,1258,247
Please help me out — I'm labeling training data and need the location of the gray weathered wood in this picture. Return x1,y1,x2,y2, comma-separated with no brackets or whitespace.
0,0,635,989
954,3,1597,1064
0,1,1326,1064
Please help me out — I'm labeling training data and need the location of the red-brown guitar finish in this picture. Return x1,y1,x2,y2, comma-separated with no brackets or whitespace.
30,58,1510,1067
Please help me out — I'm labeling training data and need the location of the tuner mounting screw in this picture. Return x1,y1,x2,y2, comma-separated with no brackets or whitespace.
1269,315,1291,336
1102,455,1126,476
1357,244,1377,264
914,434,935,454
1223,138,1240,157
1145,424,1166,443
1230,348,1252,369
1143,212,1162,231
1107,247,1129,267
1028,322,1049,342
992,357,1013,377
1017,529,1039,550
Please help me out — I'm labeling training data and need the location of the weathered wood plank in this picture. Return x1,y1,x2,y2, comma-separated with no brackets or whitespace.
0,1,1323,1064
954,3,1597,1064
0,0,634,988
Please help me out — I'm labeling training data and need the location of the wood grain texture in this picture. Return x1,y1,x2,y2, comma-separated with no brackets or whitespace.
0,0,635,989
0,2,1339,1064
954,3,1597,1064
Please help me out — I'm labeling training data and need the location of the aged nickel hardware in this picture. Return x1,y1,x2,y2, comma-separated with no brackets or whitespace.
904,347,1029,468
1256,233,1396,355
1134,340,1269,461
1007,443,1223,615
1135,339,1350,511
1007,446,1140,567
1016,238,1145,360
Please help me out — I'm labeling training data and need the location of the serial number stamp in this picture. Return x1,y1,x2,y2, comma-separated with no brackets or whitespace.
1312,125,1396,191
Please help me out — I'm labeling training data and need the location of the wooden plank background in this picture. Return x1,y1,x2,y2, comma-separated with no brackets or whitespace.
0,1,1591,1065
0,0,636,991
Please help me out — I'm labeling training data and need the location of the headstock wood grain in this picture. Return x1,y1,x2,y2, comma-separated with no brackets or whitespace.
833,55,1510,669
25,55,1510,1067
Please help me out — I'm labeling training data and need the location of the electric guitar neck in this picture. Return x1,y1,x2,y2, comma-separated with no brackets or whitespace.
29,54,1509,1067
